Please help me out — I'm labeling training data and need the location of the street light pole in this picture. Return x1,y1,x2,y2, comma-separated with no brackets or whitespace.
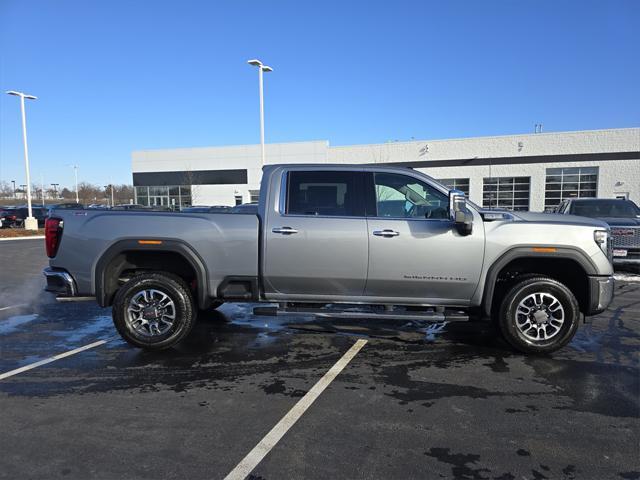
41,173,45,206
247,59,273,165
68,164,79,203
6,90,38,230
11,180,16,199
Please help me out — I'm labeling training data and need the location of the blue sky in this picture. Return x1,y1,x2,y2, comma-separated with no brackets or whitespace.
1,0,638,188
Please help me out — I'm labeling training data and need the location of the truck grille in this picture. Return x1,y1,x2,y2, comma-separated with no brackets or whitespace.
611,227,640,248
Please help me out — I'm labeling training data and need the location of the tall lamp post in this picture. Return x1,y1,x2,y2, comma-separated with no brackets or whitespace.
247,59,273,165
11,180,16,199
6,90,38,230
68,164,79,203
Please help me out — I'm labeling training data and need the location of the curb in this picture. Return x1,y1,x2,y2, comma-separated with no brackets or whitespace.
0,236,45,242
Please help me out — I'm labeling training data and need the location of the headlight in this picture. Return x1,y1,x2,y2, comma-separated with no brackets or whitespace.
594,229,609,256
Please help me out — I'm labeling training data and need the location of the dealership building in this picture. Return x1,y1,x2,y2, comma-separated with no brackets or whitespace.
132,127,640,212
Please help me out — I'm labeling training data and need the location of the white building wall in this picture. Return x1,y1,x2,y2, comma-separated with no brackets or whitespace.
418,159,640,211
132,141,329,205
328,128,639,164
132,128,640,209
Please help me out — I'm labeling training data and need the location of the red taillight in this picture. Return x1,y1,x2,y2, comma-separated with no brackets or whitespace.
45,218,63,258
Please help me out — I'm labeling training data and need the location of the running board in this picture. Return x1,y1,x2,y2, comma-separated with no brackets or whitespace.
252,306,468,322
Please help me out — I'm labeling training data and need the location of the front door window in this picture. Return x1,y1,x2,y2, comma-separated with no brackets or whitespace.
374,173,449,219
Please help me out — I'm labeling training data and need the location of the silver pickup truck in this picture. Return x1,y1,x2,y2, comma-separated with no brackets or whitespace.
43,164,614,354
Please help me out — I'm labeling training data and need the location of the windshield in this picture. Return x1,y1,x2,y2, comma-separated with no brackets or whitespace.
570,200,640,218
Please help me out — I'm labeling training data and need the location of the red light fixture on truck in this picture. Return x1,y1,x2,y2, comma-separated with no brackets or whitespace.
45,217,64,258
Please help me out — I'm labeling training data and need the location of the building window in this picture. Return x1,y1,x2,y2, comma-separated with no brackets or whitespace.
544,167,598,211
135,186,149,206
133,185,191,209
249,190,260,203
437,178,470,196
483,177,530,211
235,195,243,206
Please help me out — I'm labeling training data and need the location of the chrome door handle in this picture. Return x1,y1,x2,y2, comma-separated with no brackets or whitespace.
373,229,400,237
272,226,299,235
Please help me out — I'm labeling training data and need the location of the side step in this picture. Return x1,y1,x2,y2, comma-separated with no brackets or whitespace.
252,305,468,322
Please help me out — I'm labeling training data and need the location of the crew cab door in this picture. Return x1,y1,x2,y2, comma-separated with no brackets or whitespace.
262,169,369,300
364,172,484,303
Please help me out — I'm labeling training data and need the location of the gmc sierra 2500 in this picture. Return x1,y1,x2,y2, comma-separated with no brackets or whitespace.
44,165,614,354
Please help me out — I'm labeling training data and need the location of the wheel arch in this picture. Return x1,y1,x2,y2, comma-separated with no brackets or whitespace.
94,239,210,310
482,247,598,318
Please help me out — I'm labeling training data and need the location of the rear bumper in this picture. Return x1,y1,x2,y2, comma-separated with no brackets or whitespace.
43,267,77,296
586,275,614,316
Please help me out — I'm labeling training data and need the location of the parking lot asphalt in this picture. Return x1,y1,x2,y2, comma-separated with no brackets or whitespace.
0,238,639,480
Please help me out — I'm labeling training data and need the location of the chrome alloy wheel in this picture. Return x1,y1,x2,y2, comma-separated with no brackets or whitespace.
515,292,565,341
126,289,176,337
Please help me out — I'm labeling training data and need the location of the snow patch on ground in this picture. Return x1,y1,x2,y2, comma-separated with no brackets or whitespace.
614,272,640,283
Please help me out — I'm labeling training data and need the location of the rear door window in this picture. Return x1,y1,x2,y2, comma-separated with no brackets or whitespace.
286,171,365,217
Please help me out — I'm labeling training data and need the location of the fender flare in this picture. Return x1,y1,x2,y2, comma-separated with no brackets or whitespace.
94,239,210,309
481,246,598,317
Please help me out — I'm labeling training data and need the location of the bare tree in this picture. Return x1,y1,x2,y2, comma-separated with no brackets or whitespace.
113,184,134,205
60,187,74,200
77,182,100,205
0,181,14,199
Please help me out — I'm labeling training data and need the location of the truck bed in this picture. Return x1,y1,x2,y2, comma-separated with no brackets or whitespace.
49,209,259,299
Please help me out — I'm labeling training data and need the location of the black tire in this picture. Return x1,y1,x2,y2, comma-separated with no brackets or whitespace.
498,275,580,354
112,272,195,351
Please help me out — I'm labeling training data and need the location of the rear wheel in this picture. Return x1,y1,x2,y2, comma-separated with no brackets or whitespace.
498,276,580,354
112,272,195,350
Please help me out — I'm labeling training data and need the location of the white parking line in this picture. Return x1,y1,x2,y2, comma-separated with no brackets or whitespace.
0,236,45,242
223,338,368,480
0,304,28,312
0,338,115,381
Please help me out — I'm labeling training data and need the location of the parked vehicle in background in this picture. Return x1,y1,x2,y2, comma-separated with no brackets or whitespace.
13,206,48,227
87,204,111,209
111,204,150,211
556,198,640,270
0,207,18,228
230,202,258,214
47,203,84,217
182,205,232,213
44,164,614,355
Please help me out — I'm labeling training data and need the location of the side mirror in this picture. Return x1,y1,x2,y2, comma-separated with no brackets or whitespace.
449,190,473,236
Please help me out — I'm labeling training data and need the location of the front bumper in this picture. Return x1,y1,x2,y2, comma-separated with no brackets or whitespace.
613,258,640,266
586,275,614,316
43,267,77,296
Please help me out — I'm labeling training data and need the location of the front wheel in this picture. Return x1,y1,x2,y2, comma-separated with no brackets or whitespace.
498,276,580,354
112,272,196,350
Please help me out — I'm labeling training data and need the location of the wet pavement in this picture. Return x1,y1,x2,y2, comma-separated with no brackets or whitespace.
0,238,639,479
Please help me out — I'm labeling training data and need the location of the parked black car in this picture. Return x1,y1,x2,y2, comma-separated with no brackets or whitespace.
0,207,19,228
11,206,49,227
556,198,640,270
